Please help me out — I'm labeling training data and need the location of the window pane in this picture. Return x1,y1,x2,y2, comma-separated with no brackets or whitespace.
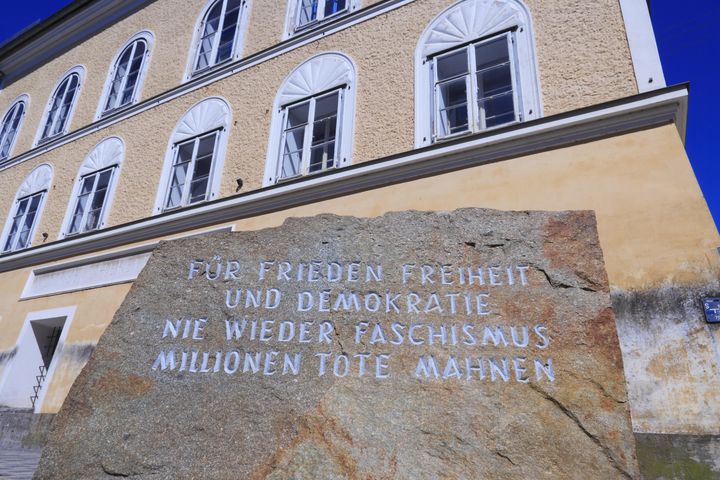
188,134,216,204
481,91,516,128
166,164,188,209
52,75,79,136
69,176,95,234
309,141,335,173
174,141,195,166
195,1,223,71
0,102,23,159
119,43,146,106
478,63,513,98
216,0,241,63
280,102,309,179
281,127,304,179
42,78,69,139
324,0,346,17
437,77,468,136
309,93,338,173
436,49,468,81
298,0,318,26
475,36,509,71
475,36,515,128
4,198,28,250
16,194,41,249
286,102,309,129
83,169,113,231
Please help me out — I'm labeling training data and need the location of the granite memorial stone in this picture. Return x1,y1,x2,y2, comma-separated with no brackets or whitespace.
35,209,639,479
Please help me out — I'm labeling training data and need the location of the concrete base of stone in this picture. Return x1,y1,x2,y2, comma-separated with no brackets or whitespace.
636,433,720,479
0,407,55,449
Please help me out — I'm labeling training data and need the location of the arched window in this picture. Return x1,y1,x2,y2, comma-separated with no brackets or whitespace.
99,33,153,116
154,98,231,213
37,67,84,145
1,164,52,253
0,95,28,161
263,53,356,186
414,0,542,147
61,137,124,237
284,0,358,37
188,0,249,78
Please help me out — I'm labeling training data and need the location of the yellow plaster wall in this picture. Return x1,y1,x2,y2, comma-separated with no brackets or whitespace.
0,0,637,248
0,0,636,170
0,264,131,413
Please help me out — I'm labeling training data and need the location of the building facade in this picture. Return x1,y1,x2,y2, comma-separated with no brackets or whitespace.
0,0,717,475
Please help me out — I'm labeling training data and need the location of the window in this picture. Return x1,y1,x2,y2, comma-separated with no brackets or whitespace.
1,164,52,253
279,90,341,180
154,98,231,214
3,192,44,252
164,131,219,210
415,0,541,147
284,0,356,37
264,53,356,186
100,34,152,115
297,0,347,29
433,33,518,139
0,97,27,161
61,137,124,238
38,68,84,144
67,169,115,235
191,0,246,76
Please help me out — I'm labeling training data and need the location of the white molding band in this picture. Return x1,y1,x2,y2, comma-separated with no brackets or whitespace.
0,85,688,273
20,225,234,299
0,0,415,172
21,252,151,299
619,0,666,93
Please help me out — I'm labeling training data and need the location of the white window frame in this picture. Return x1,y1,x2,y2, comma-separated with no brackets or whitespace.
283,0,359,38
1,164,53,254
154,97,232,214
0,94,29,161
276,89,344,181
430,31,521,141
162,130,222,211
34,66,85,146
263,52,356,186
60,137,124,238
183,0,251,82
414,0,542,147
96,32,154,119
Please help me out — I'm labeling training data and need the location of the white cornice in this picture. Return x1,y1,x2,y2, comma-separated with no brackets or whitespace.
0,0,154,86
0,86,688,273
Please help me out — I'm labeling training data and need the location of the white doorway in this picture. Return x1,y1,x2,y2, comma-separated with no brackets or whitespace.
0,306,76,412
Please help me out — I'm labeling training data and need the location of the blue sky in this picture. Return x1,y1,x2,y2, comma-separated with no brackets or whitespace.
1,1,718,229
